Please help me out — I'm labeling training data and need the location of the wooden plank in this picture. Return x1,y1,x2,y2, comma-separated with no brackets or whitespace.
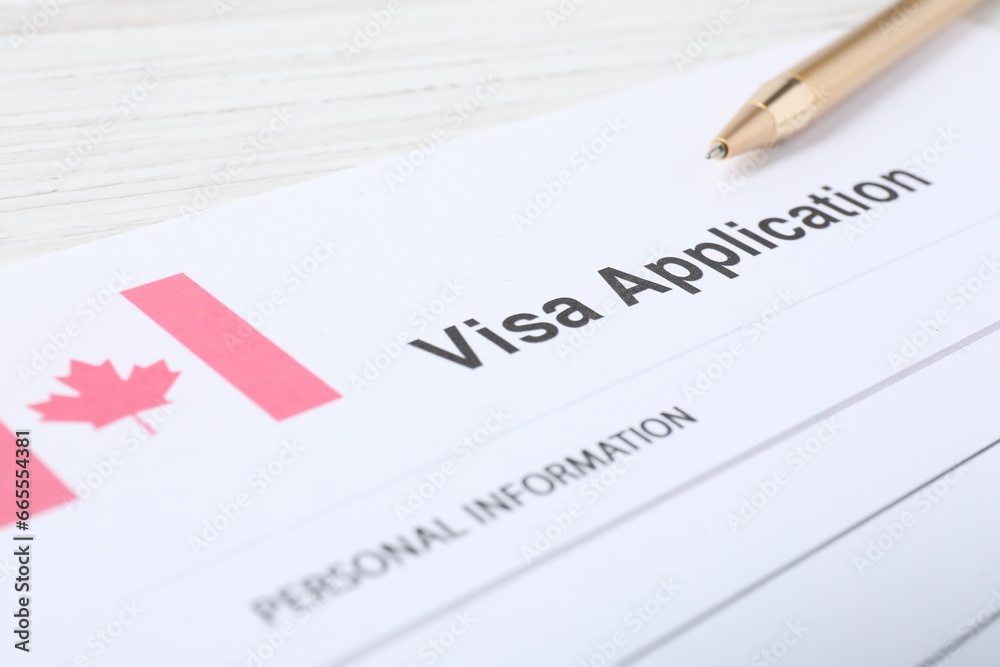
1,0,997,265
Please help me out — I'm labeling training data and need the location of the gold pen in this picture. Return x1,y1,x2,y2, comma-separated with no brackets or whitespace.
707,0,983,160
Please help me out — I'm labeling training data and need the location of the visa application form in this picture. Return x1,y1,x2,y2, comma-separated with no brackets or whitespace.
3,21,1000,667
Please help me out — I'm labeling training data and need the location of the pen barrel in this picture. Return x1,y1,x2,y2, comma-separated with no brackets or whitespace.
750,76,822,141
789,0,984,111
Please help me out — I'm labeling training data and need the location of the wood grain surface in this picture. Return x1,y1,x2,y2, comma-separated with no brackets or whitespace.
2,0,998,266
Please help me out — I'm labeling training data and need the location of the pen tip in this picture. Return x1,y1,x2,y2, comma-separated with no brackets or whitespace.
706,141,727,161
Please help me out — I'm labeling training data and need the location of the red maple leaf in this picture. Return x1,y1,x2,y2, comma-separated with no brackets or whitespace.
30,360,179,434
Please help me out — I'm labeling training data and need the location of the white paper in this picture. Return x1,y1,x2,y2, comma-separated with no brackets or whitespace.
3,22,1000,667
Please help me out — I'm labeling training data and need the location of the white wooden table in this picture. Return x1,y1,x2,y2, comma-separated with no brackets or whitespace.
2,0,998,266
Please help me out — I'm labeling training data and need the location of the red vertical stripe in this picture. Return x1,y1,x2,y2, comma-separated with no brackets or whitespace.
123,274,340,420
1,422,74,527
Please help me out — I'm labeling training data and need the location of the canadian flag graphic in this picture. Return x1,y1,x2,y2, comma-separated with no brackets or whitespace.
30,360,179,433
5,273,341,527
